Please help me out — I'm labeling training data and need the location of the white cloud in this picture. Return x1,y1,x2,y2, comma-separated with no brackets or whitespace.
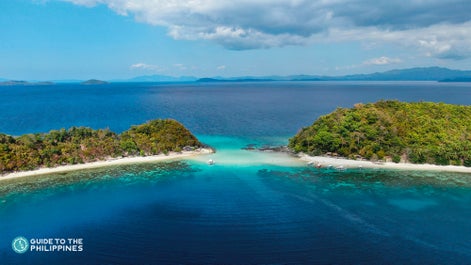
363,56,402,65
173,63,187,70
327,22,471,60
130,63,162,71
217,65,226,70
64,0,100,7
62,0,471,59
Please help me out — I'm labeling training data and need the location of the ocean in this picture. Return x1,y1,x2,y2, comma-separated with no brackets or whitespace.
1,81,471,264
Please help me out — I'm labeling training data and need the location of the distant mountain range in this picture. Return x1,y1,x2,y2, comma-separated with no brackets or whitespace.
1,67,471,85
197,67,471,82
113,75,197,82
336,67,471,81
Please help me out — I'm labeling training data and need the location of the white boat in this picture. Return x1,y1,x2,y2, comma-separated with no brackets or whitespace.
208,159,215,165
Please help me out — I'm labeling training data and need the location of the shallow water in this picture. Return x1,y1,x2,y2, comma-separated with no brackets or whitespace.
1,82,471,264
1,136,471,264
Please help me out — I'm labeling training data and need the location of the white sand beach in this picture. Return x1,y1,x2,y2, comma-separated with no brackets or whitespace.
299,153,471,173
0,148,213,181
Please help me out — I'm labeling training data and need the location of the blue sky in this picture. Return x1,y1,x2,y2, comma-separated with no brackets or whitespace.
1,0,470,80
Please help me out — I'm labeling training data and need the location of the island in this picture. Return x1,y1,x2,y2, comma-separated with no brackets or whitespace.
439,77,471,82
0,80,54,86
0,119,210,176
197,78,275,82
81,79,109,85
289,100,471,167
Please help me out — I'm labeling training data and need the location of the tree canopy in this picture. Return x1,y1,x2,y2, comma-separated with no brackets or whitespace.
289,100,471,166
0,119,203,173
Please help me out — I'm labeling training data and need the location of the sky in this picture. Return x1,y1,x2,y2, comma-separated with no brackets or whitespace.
1,0,471,80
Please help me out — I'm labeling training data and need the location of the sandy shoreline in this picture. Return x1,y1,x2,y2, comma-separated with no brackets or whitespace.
2,147,470,182
0,148,213,181
298,153,471,173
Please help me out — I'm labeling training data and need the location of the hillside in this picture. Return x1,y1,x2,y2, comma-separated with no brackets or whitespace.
289,101,471,166
0,119,203,173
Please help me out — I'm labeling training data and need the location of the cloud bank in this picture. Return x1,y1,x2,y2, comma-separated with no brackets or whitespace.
130,63,162,71
63,0,471,59
364,56,402,65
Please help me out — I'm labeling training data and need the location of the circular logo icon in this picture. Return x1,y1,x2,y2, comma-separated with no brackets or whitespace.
12,236,29,254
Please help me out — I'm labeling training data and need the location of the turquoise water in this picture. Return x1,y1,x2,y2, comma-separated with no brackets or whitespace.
1,82,471,264
1,135,471,264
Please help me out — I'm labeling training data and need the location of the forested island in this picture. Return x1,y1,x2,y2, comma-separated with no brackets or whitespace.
0,119,203,173
81,79,109,85
289,100,471,167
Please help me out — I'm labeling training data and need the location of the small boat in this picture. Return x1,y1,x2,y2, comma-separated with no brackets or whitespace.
207,159,215,165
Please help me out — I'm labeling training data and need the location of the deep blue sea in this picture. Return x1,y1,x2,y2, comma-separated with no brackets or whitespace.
1,81,471,264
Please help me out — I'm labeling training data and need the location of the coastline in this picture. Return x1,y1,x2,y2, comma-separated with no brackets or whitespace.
0,148,213,181
3,146,471,182
298,153,471,173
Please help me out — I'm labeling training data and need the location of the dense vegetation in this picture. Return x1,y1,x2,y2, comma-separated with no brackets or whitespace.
289,100,471,166
0,119,203,173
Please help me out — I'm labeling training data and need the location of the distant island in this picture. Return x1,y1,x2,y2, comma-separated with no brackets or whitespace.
122,75,197,82
0,119,205,173
289,100,471,167
3,67,471,84
197,78,275,82
439,77,471,82
0,80,54,86
81,79,109,85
